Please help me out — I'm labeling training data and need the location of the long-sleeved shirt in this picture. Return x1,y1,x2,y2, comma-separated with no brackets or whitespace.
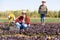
15,16,30,25
38,5,48,14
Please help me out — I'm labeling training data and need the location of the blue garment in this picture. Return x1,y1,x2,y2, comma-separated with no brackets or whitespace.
15,22,21,30
40,14,45,23
15,22,28,30
22,23,28,29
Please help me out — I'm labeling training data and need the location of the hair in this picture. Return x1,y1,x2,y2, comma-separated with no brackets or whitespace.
42,1,46,3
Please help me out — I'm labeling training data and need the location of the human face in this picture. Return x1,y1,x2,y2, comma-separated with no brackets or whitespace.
42,3,45,5
22,13,26,18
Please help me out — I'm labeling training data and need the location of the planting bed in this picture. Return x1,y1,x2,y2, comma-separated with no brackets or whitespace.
0,22,60,40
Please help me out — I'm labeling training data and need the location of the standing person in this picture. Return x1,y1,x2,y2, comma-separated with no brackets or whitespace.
14,11,30,31
38,1,48,25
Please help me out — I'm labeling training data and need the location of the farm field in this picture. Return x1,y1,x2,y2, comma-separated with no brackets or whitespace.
0,22,60,40
0,18,60,23
0,18,60,40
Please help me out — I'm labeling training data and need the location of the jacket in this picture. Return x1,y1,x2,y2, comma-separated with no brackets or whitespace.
15,16,30,25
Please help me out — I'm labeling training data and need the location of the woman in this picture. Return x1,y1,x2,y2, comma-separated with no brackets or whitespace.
14,11,30,31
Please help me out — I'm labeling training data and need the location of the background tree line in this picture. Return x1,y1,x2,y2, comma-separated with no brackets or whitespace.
0,10,60,18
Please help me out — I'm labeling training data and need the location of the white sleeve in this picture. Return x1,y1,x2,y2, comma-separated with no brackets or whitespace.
8,16,10,18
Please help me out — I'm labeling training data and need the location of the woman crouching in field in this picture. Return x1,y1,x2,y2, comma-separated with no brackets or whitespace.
14,11,30,32
8,12,15,26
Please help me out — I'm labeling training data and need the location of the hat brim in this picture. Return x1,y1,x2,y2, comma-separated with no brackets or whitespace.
42,1,46,3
